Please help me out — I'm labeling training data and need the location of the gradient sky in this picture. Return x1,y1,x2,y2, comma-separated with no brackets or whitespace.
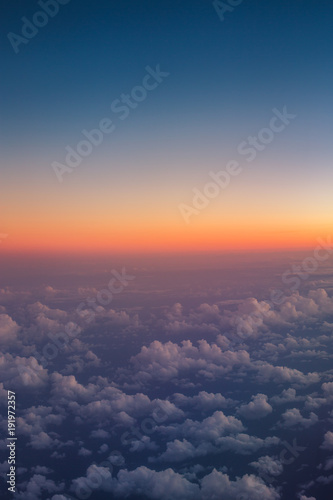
2,0,333,254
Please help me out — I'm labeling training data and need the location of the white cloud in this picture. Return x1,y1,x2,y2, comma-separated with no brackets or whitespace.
200,468,280,500
237,394,273,419
171,391,232,412
270,388,303,405
280,408,318,428
15,474,64,500
250,455,283,477
127,339,250,385
0,353,48,389
0,314,20,345
73,466,280,500
78,447,92,456
321,431,333,450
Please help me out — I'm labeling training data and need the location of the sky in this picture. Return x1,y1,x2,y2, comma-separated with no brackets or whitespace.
2,0,333,255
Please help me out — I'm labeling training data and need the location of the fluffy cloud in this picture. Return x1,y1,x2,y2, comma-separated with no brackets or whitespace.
171,391,232,412
157,434,280,462
237,393,273,419
229,289,333,341
15,474,64,500
78,447,92,456
158,411,244,442
90,429,110,439
17,405,65,449
254,362,320,386
72,466,280,500
322,382,333,402
74,465,200,500
126,339,250,385
200,468,280,500
24,302,70,342
321,431,333,450
50,373,183,429
280,408,318,428
250,455,283,477
0,353,48,389
0,314,20,345
270,388,303,405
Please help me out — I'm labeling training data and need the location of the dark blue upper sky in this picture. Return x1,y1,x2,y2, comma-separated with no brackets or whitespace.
2,0,333,255
3,0,333,152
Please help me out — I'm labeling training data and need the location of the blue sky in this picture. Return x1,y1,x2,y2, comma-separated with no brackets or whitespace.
2,0,333,255
3,0,333,174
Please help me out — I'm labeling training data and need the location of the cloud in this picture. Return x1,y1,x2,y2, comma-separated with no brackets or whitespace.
98,443,109,453
50,372,184,431
78,447,92,456
171,391,232,412
90,429,110,439
254,362,320,386
15,474,64,500
0,314,20,346
321,431,333,450
250,455,283,477
0,383,7,402
73,466,280,500
157,434,280,462
24,302,70,342
158,411,244,443
270,388,304,405
30,431,57,450
280,408,318,428
229,289,333,340
17,405,65,450
0,353,48,389
200,468,280,500
126,339,250,385
237,393,273,419
31,465,54,474
322,382,333,402
74,465,200,500
324,457,333,471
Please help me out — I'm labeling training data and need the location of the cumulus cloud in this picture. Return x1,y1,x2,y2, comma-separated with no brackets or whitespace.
237,393,273,419
4,283,333,499
254,362,320,386
0,313,20,345
24,302,70,343
116,466,198,499
15,474,64,500
126,339,250,385
31,465,54,474
50,372,184,430
90,429,110,439
322,382,333,402
16,405,65,450
250,455,283,477
200,468,280,500
280,408,318,428
78,447,92,456
158,411,244,443
0,353,48,389
321,431,333,450
154,410,279,462
229,289,333,341
270,388,304,405
171,391,232,412
72,466,280,500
